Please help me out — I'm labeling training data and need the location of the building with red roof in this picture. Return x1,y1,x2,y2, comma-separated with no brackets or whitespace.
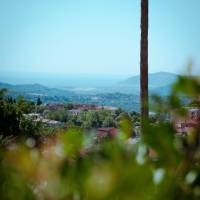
97,128,118,139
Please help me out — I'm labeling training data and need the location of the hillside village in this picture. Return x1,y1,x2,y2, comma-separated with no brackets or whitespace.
24,99,200,139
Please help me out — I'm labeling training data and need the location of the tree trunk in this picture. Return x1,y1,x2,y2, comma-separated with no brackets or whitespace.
140,0,149,128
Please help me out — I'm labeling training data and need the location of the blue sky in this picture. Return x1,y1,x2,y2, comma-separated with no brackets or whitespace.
0,0,200,76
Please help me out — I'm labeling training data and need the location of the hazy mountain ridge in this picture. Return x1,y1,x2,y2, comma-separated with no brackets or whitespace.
120,72,177,87
0,72,183,111
0,82,75,97
0,82,140,111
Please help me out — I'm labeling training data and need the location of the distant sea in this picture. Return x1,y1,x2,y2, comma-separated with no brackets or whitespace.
0,71,128,88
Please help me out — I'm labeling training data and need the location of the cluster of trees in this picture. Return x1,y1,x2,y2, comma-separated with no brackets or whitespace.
0,89,43,141
45,107,142,130
69,110,117,129
45,108,70,123
0,90,21,137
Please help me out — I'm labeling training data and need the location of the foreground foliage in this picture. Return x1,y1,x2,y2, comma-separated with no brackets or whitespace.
0,75,200,200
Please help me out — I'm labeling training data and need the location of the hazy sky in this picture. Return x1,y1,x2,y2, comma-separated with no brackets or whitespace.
0,0,200,76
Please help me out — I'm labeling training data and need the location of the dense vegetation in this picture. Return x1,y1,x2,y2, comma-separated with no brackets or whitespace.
0,89,140,141
46,108,138,129
0,75,200,200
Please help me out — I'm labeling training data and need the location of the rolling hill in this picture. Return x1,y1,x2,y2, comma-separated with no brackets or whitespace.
120,72,177,87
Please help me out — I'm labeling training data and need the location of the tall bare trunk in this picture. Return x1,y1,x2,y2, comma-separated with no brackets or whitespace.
140,0,149,128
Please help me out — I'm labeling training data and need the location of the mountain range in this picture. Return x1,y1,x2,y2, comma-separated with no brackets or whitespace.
120,72,177,87
0,72,181,111
0,82,75,97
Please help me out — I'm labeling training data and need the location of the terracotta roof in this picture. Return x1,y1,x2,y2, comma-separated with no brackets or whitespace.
97,128,118,138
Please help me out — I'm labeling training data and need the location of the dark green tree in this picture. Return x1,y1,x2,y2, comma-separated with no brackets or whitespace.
0,100,21,137
102,116,115,127
36,97,42,106
17,96,35,114
19,117,42,138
